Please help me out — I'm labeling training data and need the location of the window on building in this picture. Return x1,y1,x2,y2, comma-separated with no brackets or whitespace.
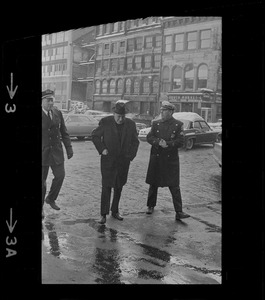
197,64,208,89
162,66,170,92
113,22,119,32
127,57,133,70
184,63,194,90
119,41,125,54
200,29,211,48
102,80,108,93
154,54,161,68
104,44,110,55
110,79,116,94
105,24,111,34
145,36,153,49
110,58,118,72
56,47,63,59
119,21,125,31
133,78,141,94
135,56,142,70
97,25,103,36
117,79,123,94
111,42,117,55
135,37,143,50
127,39,134,52
56,32,64,43
102,59,109,72
152,76,159,93
63,46,68,58
187,31,197,50
174,33,184,51
165,35,172,53
154,35,162,48
96,60,102,74
119,58,125,71
143,77,150,94
144,55,152,69
125,78,132,94
95,80,101,93
97,44,103,56
172,66,182,90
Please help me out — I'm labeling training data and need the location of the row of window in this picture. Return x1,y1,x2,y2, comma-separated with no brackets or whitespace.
96,17,159,36
42,63,68,76
96,29,211,58
97,35,162,56
94,63,209,95
42,32,69,46
94,77,159,95
42,46,68,61
165,29,211,52
162,64,208,91
96,54,161,74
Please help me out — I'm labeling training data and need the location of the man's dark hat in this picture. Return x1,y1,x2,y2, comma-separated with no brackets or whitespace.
160,101,175,111
112,100,129,115
42,89,54,99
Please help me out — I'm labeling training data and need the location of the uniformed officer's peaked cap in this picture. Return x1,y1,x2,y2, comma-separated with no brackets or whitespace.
42,89,54,99
160,101,175,111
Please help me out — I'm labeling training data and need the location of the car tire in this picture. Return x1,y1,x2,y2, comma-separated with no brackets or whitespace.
77,136,85,140
186,138,194,150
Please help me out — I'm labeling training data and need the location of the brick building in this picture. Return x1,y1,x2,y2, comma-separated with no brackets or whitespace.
161,16,222,122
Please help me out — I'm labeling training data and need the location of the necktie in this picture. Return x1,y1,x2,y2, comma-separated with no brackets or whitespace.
48,111,52,121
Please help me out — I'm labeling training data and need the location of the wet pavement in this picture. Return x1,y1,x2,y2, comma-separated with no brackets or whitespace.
42,139,221,284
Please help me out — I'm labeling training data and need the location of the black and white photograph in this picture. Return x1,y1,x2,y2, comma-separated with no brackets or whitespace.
41,16,222,284
1,2,263,299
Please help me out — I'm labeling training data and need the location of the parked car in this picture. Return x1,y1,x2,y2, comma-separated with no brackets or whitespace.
138,112,220,150
213,132,222,167
135,122,147,134
84,110,112,121
63,114,99,140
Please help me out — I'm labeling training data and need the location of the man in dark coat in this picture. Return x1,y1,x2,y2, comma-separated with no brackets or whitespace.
42,89,73,215
145,101,190,220
92,100,139,224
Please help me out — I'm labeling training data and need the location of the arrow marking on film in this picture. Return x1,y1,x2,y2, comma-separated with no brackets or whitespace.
6,208,17,233
6,73,18,99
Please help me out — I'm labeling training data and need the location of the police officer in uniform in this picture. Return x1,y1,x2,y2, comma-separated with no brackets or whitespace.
42,89,73,215
145,101,190,220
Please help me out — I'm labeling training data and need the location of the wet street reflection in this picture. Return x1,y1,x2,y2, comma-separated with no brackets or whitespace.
44,220,61,258
93,225,123,284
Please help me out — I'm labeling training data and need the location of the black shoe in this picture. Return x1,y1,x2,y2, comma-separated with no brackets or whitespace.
175,211,190,220
111,213,123,221
45,198,60,210
146,207,154,214
98,215,106,224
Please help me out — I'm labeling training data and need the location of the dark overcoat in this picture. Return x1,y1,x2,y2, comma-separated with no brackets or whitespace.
145,116,184,187
42,108,73,166
92,116,139,188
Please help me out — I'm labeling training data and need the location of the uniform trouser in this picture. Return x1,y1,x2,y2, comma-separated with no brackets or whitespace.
101,185,123,216
147,185,183,213
42,163,65,207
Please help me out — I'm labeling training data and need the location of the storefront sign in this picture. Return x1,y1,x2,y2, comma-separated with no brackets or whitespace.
168,93,203,102
124,95,156,102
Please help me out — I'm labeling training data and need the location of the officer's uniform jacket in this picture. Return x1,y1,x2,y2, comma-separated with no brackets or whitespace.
92,116,139,188
145,116,184,187
42,107,73,166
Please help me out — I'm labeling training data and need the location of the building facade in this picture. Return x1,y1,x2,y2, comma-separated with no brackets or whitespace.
42,17,222,122
161,16,222,122
92,17,163,117
42,31,72,109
